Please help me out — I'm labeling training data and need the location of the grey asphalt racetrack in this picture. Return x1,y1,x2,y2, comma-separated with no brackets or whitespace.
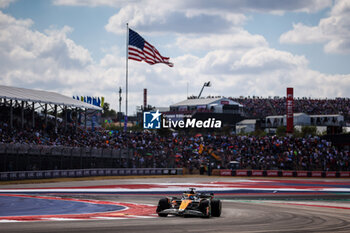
1,177,350,233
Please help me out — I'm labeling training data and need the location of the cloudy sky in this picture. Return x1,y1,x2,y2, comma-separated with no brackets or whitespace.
1,0,350,114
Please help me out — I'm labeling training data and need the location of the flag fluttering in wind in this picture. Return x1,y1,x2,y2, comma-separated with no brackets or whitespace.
128,28,173,67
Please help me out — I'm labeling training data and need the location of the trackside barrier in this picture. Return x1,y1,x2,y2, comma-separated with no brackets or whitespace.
296,171,308,177
340,172,350,177
235,170,248,176
282,171,294,177
220,169,232,176
216,169,350,178
0,168,183,181
0,143,135,159
326,171,336,177
312,171,322,177
251,170,263,176
266,170,279,177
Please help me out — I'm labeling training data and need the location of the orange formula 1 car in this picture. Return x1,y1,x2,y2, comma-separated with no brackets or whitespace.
156,188,222,218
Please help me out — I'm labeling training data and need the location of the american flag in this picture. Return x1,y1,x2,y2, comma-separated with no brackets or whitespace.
128,28,173,67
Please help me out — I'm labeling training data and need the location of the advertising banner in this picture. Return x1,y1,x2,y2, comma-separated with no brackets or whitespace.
312,171,322,177
220,169,232,176
144,88,147,108
340,172,350,177
0,173,8,180
9,172,17,179
53,171,60,177
282,171,294,177
326,171,336,177
68,171,75,177
163,169,169,175
236,170,248,176
131,169,138,175
36,172,43,178
18,172,26,179
44,171,52,178
76,170,83,177
251,170,263,176
286,87,294,134
91,170,97,176
105,170,111,176
267,170,279,177
297,171,308,177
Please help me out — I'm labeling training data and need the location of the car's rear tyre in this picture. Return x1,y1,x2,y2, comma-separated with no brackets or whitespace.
211,199,222,217
199,199,211,218
156,198,170,217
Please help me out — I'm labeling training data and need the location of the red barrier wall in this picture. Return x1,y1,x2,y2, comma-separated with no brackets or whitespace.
236,170,248,176
267,170,279,177
312,171,322,177
251,170,263,176
220,169,232,176
219,169,349,178
326,171,336,177
282,171,294,177
340,172,350,177
296,171,308,177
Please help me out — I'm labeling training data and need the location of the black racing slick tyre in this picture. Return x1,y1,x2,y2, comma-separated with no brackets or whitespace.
199,199,211,218
211,199,222,217
156,198,170,217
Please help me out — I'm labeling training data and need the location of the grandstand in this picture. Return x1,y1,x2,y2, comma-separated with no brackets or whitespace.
230,96,350,124
0,85,101,129
0,88,349,178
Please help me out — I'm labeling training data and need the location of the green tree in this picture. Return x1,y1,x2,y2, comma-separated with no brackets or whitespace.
301,126,317,137
276,126,286,137
102,102,117,118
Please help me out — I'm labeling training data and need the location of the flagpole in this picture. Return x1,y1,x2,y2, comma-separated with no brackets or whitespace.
125,23,129,132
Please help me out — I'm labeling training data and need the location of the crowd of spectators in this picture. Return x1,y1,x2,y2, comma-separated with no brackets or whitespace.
1,120,349,172
230,97,350,123
1,97,349,172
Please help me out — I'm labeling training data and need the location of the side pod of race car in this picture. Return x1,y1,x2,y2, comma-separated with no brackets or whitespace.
156,188,222,218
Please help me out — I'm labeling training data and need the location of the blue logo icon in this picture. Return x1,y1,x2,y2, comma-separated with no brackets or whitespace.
143,110,161,129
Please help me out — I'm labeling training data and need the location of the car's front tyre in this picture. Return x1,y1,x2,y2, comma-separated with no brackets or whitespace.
156,198,171,217
211,199,222,217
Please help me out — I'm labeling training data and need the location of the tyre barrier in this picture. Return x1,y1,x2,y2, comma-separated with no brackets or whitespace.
219,169,350,178
0,168,183,181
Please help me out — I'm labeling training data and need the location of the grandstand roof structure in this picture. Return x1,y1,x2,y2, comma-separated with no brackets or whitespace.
171,97,242,107
0,85,101,110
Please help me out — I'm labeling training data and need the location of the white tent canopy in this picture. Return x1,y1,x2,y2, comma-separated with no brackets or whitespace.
0,85,101,110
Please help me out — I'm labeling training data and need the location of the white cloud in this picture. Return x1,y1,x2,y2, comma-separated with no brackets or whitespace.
231,47,308,73
0,0,16,8
105,3,245,35
103,0,331,36
52,0,133,8
0,11,98,94
280,0,350,54
175,30,268,52
54,0,332,13
279,23,327,44
1,1,349,115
